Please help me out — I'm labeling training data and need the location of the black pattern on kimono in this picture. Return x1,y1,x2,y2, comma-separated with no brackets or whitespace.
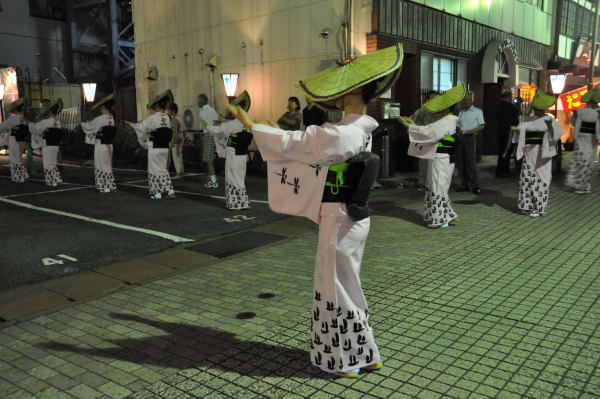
44,167,62,186
225,181,250,209
148,172,173,195
423,189,457,226
95,169,117,191
10,163,28,183
518,163,550,213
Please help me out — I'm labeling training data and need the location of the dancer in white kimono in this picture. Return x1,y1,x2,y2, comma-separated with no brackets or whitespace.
516,91,562,216
81,94,117,193
206,91,252,210
128,90,175,199
566,87,600,194
228,44,404,378
0,97,29,182
398,84,466,228
29,98,64,186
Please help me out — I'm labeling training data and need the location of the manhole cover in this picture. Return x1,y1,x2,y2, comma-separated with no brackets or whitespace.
188,231,285,258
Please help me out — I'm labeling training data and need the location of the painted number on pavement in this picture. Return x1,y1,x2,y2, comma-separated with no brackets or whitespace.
42,254,78,266
224,215,256,223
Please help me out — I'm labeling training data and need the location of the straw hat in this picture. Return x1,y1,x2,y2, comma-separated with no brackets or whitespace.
220,90,251,119
296,44,404,107
423,83,467,113
526,90,556,114
147,89,174,110
91,93,115,112
5,97,26,114
41,98,63,115
581,86,600,104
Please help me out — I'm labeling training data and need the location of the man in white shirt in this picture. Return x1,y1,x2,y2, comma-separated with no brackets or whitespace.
198,93,220,188
456,91,485,194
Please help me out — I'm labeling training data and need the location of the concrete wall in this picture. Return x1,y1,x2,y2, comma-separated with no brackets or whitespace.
0,2,69,82
132,0,372,121
408,0,554,46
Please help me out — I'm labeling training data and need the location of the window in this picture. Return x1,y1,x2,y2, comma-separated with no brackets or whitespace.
29,0,65,20
433,57,454,92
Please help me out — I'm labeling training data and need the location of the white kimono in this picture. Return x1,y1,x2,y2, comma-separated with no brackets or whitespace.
566,106,599,192
407,114,459,227
29,117,63,186
206,119,250,209
516,115,562,214
129,112,174,195
81,114,117,191
252,114,381,373
0,113,29,182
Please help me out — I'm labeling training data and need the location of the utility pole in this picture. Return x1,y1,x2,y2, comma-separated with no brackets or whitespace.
589,0,600,87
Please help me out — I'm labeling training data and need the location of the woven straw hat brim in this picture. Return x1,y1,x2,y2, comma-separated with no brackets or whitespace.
148,89,174,109
581,87,600,103
296,44,404,102
526,90,556,114
41,98,63,115
5,97,26,114
423,83,466,113
220,90,251,119
91,93,115,112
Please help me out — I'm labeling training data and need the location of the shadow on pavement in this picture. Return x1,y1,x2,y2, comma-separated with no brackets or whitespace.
453,188,516,214
37,313,326,379
369,199,424,226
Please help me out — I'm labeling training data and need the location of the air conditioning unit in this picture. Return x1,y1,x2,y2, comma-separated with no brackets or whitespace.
182,106,205,130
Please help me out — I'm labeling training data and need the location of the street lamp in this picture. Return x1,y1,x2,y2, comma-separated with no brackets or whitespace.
82,83,97,103
221,73,239,100
550,74,568,118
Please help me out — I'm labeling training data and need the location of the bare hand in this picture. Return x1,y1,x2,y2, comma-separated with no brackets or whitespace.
396,116,413,128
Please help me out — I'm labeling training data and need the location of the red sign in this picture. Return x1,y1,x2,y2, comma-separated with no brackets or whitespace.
560,86,594,112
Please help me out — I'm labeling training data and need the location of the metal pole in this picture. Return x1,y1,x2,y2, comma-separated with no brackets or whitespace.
589,1,600,87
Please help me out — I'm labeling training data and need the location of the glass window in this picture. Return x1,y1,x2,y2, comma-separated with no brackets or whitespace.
432,56,455,92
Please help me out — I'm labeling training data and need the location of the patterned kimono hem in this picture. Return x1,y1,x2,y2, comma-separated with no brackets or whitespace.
10,163,28,182
148,173,173,195
423,190,457,227
517,162,550,214
95,169,117,191
225,181,250,209
44,167,62,186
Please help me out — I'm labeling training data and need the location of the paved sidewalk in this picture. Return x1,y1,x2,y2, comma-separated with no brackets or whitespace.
1,163,599,398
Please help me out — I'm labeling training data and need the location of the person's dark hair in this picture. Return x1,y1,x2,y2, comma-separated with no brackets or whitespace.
425,90,438,99
198,93,208,104
501,90,512,100
156,97,170,110
50,104,60,114
288,96,301,111
361,80,379,104
169,102,178,113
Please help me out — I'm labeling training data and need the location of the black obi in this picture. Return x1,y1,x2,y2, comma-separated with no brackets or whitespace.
226,130,253,155
149,127,172,148
43,128,63,146
97,125,117,144
525,129,545,145
580,121,596,134
11,124,30,142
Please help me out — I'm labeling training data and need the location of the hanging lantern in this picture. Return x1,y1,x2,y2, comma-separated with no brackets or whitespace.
82,83,97,103
221,73,239,99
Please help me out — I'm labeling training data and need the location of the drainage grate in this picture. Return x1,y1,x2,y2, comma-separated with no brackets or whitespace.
188,231,286,258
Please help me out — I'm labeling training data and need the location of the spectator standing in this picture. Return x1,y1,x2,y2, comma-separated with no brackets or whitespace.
302,98,327,128
496,90,520,178
198,93,220,188
276,97,302,130
410,91,441,190
456,91,485,194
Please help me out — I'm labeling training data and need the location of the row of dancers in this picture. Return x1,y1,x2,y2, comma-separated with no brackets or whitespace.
1,43,598,378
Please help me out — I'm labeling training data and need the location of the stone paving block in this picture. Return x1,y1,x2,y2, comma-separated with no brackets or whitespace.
96,258,176,284
0,285,70,321
97,381,132,398
142,248,218,269
66,383,103,399
39,271,127,301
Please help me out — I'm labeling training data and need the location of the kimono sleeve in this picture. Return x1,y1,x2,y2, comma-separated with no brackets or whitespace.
252,123,366,165
129,117,151,149
81,115,102,144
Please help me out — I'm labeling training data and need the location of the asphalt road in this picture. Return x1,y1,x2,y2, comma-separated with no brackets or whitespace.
0,154,286,291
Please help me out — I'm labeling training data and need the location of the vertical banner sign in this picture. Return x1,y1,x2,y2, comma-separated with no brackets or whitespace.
559,85,599,112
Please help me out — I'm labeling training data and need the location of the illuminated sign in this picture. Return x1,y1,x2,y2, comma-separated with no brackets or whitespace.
559,84,599,112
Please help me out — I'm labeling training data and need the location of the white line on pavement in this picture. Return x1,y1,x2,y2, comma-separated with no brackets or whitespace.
0,197,194,243
120,183,270,204
1,179,149,198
